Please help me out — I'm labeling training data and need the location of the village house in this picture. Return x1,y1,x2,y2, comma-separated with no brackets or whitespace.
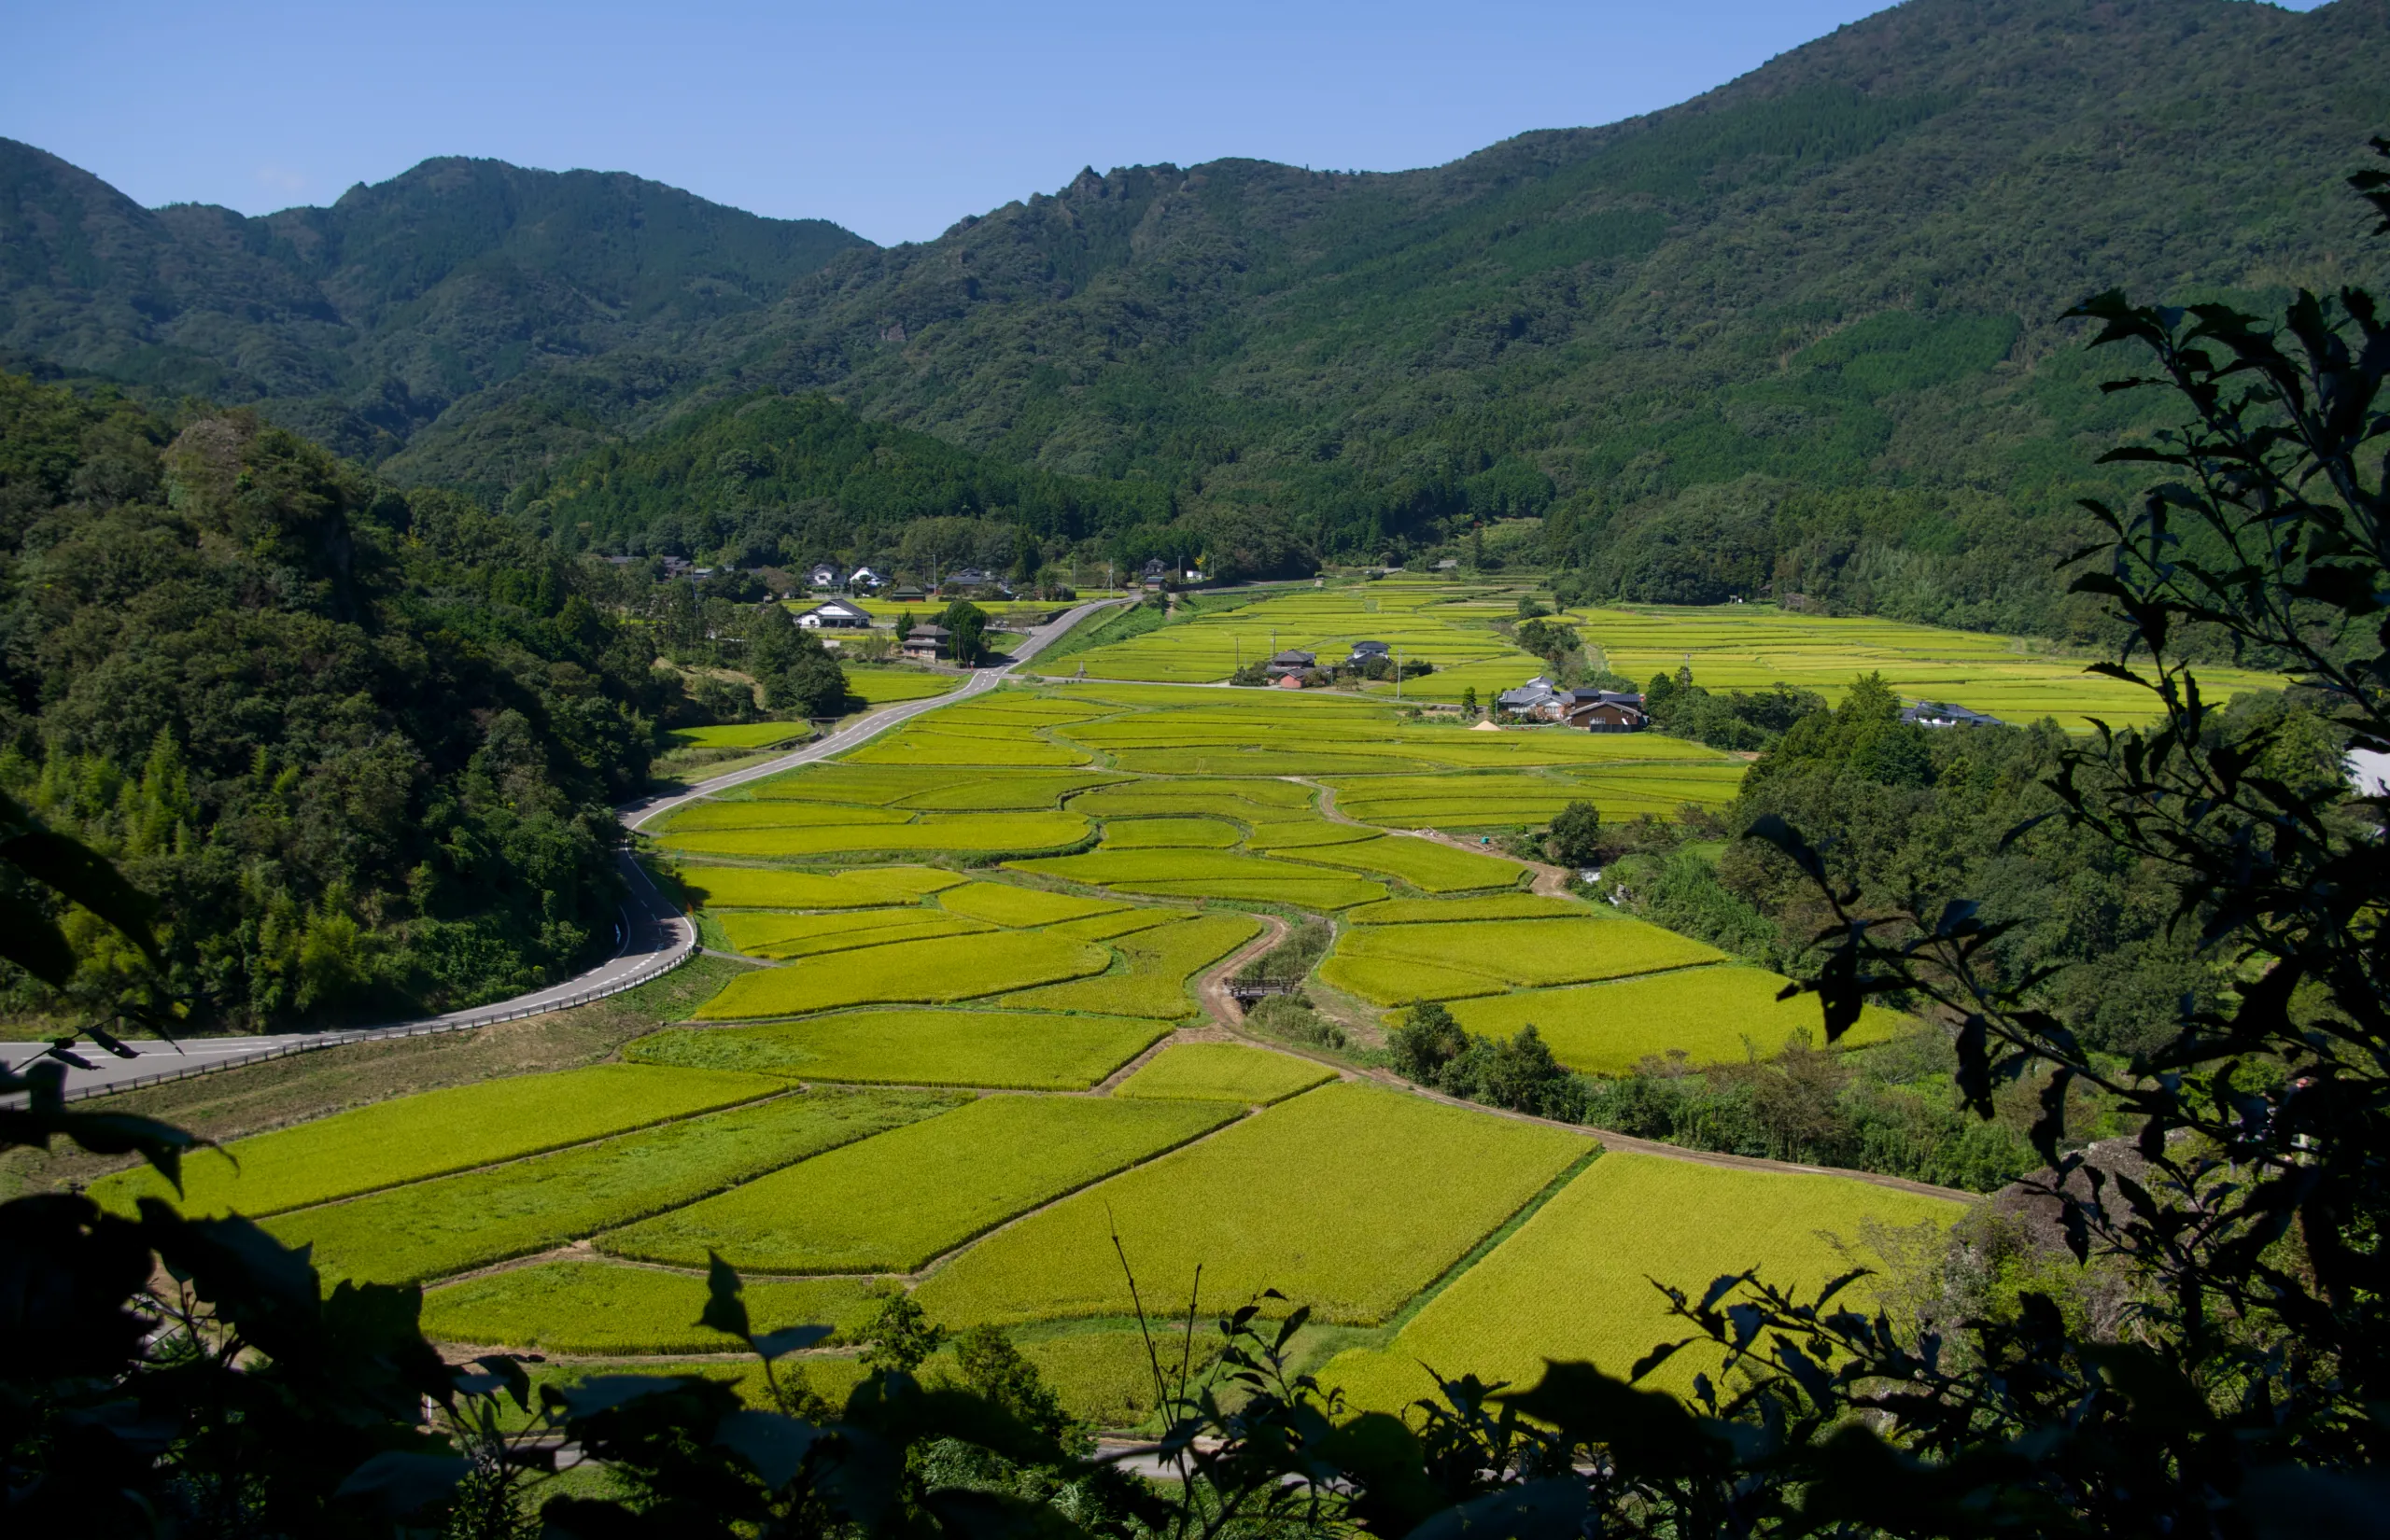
1496,677,1567,720
1264,648,1316,679
849,567,885,590
889,584,927,603
807,563,840,590
901,623,950,662
1567,697,1649,733
1902,701,2004,728
792,596,873,630
1348,639,1391,667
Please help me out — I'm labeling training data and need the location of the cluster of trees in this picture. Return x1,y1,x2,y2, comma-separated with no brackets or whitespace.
1643,667,1827,751
0,373,665,1029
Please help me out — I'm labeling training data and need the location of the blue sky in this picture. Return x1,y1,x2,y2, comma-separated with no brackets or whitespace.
6,0,2332,245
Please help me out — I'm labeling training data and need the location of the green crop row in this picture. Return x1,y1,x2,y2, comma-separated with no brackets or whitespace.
1445,965,1908,1072
1347,895,1592,924
843,729,1091,768
715,910,988,960
841,667,962,707
1287,834,1525,893
1112,1043,1336,1104
913,1082,1591,1326
661,812,1089,858
1322,1152,1966,1407
1000,912,1262,1018
269,1089,959,1285
422,1260,885,1356
936,882,1128,927
660,803,913,833
1098,818,1244,850
694,931,1113,1019
600,1094,1240,1275
673,865,964,909
93,1064,783,1220
1319,916,1724,1004
668,722,812,750
625,1009,1171,1090
1115,877,1388,909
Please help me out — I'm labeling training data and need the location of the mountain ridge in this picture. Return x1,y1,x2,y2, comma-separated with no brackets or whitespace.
7,0,2389,634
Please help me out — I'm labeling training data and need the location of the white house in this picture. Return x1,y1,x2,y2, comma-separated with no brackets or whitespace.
808,563,841,590
849,567,885,590
793,597,873,629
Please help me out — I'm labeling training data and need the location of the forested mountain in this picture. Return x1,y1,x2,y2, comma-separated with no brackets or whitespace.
0,372,666,1029
0,147,865,468
7,0,2389,635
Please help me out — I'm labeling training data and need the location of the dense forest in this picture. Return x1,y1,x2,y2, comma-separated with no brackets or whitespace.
7,1,2387,638
0,372,671,1029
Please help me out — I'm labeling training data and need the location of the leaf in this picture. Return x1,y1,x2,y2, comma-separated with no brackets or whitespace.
699,1250,751,1343
555,1374,691,1420
0,825,162,971
333,1450,472,1515
752,1324,835,1361
712,1408,819,1491
0,892,77,987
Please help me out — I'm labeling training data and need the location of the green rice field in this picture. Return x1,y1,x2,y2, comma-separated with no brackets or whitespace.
94,1064,783,1219
1445,965,1910,1071
694,931,1112,1019
625,1008,1172,1089
913,1083,1591,1326
668,721,811,750
841,666,963,707
1321,1153,1966,1407
274,1089,958,1284
1111,1043,1336,1104
601,1094,1238,1274
153,661,2005,1433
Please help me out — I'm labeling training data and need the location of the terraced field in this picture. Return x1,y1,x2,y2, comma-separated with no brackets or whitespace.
1568,604,2285,732
122,664,1985,1435
1321,1153,1968,1407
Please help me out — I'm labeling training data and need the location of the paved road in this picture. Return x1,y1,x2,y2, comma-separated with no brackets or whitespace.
3,596,1128,1100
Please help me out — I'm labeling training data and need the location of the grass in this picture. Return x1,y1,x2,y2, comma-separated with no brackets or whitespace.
913,1082,1593,1326
1348,896,1593,924
935,883,1128,927
668,722,811,750
422,1260,885,1354
1000,913,1262,1018
1099,819,1245,850
625,1009,1173,1090
600,1095,1241,1274
660,812,1089,858
1446,966,1908,1072
1005,1325,1218,1430
92,1064,785,1219
1112,1043,1336,1104
714,909,990,960
1243,821,1380,850
672,866,964,909
1320,1152,1969,1407
693,931,1112,1019
1286,835,1525,893
1317,916,1724,1005
269,1089,960,1285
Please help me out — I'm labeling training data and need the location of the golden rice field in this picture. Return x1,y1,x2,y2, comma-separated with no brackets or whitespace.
142,659,2008,1435
1321,1153,1967,1407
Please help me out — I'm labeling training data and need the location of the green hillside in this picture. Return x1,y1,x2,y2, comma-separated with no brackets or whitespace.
7,0,2389,635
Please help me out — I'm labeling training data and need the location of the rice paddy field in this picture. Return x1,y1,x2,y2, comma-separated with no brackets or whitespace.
136,645,1994,1435
1566,604,2285,733
1321,1153,1969,1407
1037,580,2282,730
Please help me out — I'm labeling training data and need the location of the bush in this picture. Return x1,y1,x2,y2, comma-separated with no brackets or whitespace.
1545,801,1604,868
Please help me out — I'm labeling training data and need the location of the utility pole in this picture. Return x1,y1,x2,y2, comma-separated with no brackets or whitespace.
1396,648,1403,702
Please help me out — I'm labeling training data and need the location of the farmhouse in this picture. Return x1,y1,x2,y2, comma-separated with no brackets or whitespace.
1348,640,1390,666
901,623,951,661
793,597,873,629
1902,701,2003,729
1567,699,1648,733
1496,677,1567,721
849,567,885,590
807,563,840,590
1264,649,1317,679
890,584,926,602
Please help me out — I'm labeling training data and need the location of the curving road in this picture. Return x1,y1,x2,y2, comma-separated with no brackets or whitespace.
8,596,1130,1101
